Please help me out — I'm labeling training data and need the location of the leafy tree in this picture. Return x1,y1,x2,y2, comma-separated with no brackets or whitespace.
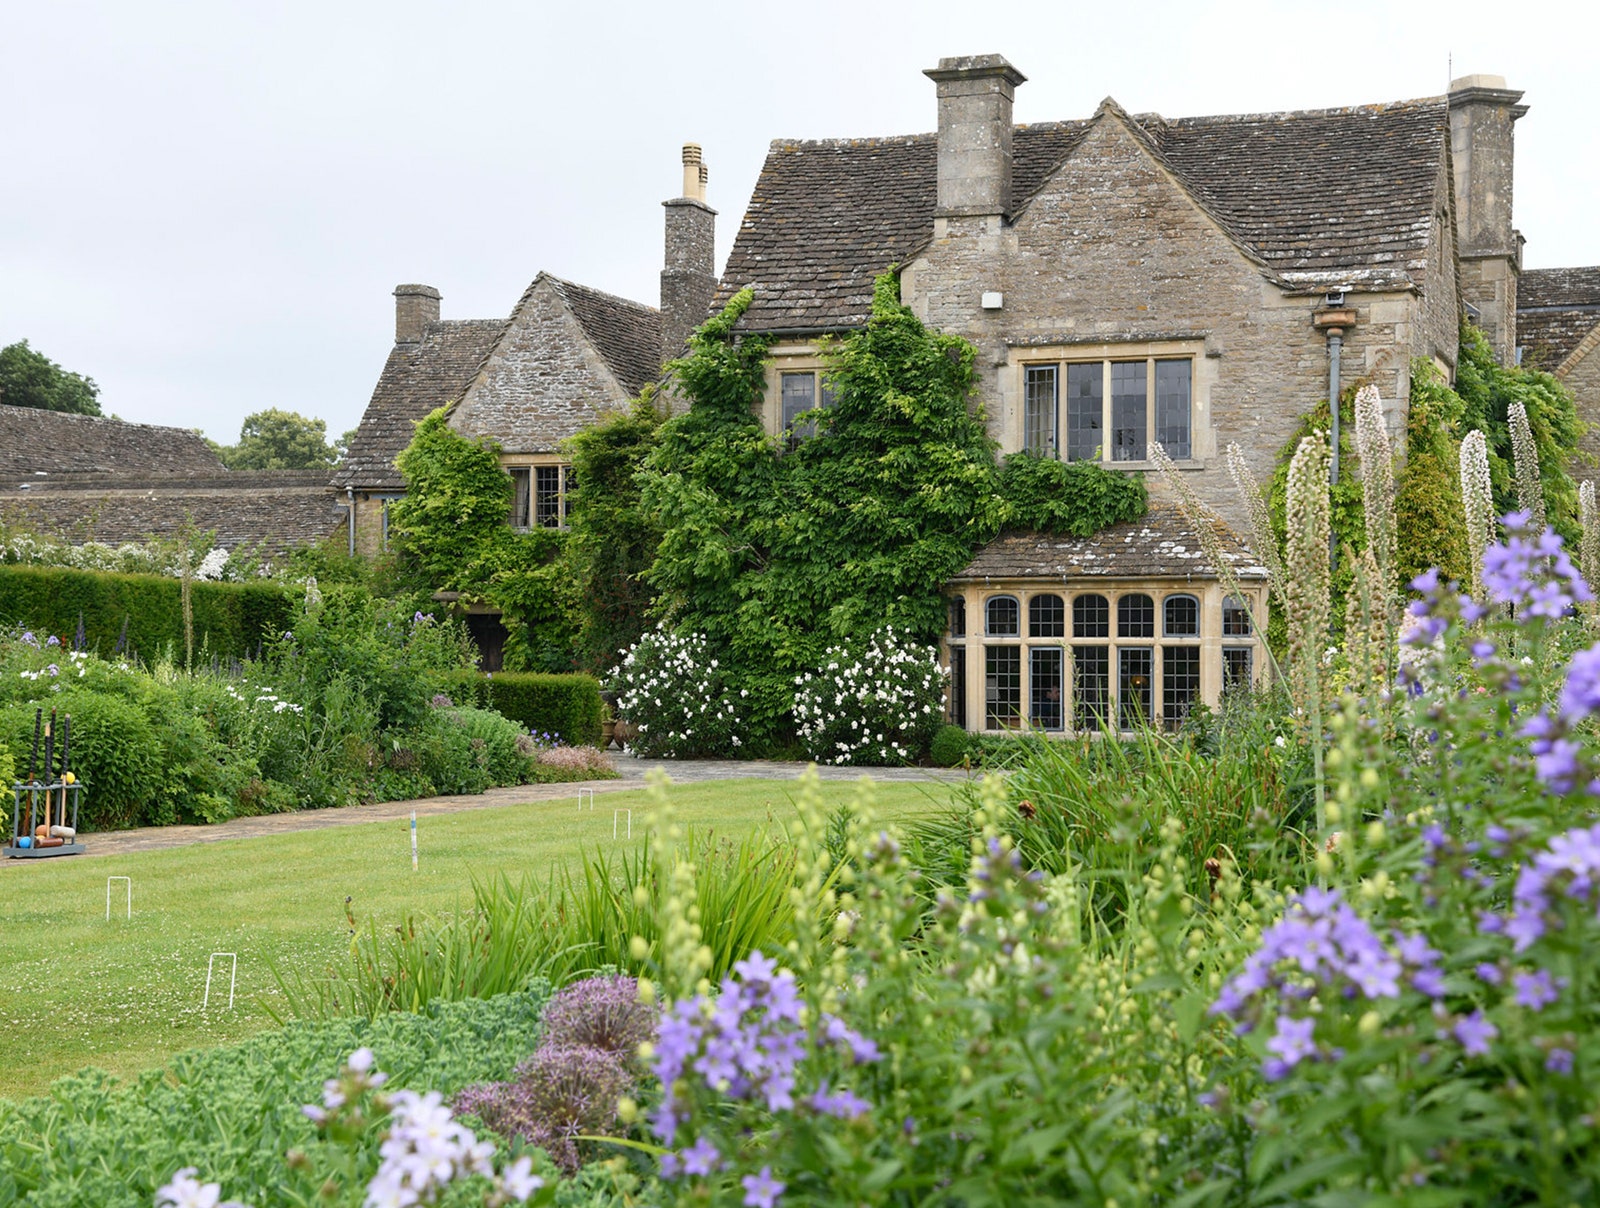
0,340,101,415
219,408,339,470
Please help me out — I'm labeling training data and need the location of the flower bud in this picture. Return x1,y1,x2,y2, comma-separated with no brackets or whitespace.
617,1096,639,1124
629,935,650,961
636,977,656,1005
1314,851,1335,878
1358,1011,1380,1036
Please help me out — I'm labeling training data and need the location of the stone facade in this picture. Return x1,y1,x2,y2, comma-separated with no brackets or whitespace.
715,53,1500,732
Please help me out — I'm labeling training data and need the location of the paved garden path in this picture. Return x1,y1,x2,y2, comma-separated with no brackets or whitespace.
3,757,974,863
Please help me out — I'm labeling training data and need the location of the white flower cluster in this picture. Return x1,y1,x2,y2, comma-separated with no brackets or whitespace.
367,1087,541,1208
219,679,305,716
793,626,945,766
607,624,746,758
2,535,241,581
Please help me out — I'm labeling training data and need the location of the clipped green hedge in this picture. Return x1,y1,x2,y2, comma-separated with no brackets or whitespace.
0,987,554,1207
0,566,292,663
446,671,604,747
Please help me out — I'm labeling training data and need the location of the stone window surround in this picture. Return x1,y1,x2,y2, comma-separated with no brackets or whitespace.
943,579,1264,735
502,454,574,530
761,346,832,440
1003,338,1216,469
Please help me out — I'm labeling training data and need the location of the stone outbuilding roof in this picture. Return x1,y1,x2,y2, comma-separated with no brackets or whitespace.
334,318,505,491
1517,266,1600,371
948,506,1270,584
719,97,1449,333
0,471,346,555
0,404,225,479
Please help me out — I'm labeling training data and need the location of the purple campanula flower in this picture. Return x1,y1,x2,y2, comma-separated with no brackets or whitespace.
1266,1014,1317,1073
1513,969,1561,1010
741,1166,786,1208
1475,962,1503,985
1546,1047,1575,1074
1481,515,1592,619
1451,1011,1498,1056
1562,644,1600,724
810,1080,873,1119
680,1134,722,1176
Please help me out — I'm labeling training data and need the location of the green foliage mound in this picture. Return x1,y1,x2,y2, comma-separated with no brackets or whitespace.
0,339,101,415
0,988,553,1206
928,723,975,768
475,672,604,748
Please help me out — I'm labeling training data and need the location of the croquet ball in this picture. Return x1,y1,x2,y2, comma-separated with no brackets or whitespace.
63,772,75,785
16,836,31,848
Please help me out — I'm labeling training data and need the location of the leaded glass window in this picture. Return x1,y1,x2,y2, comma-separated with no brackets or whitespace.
1073,645,1109,729
1155,360,1191,459
1111,360,1147,461
1119,647,1152,729
1073,594,1109,639
1163,594,1199,637
1024,365,1057,456
986,596,1020,637
1030,647,1064,730
986,646,1021,728
1029,593,1065,638
1065,363,1102,462
1118,593,1155,639
1162,646,1200,731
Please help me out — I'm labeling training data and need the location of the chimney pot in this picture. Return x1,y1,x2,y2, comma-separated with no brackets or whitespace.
662,144,717,367
393,284,441,344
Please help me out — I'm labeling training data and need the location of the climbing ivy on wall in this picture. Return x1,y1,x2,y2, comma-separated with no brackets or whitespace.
388,409,571,671
1395,359,1469,588
637,274,1144,750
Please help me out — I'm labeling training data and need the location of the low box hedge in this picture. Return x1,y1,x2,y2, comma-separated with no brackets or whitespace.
0,565,292,663
444,670,604,747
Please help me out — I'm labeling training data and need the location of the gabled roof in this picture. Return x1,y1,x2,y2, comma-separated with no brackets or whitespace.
333,319,505,491
0,405,225,479
718,96,1449,333
543,276,662,399
1517,266,1600,370
949,506,1269,583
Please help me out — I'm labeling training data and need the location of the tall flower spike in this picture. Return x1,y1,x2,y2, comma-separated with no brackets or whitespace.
1151,442,1252,614
1352,385,1396,609
1460,430,1495,600
1580,480,1599,619
1226,441,1287,612
1509,400,1546,533
1284,432,1331,712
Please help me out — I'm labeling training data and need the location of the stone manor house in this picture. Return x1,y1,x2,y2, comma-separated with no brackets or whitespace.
17,54,1600,735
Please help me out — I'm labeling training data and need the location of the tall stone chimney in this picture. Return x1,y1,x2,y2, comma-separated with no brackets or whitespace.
1449,74,1527,364
394,284,441,344
923,54,1027,219
660,144,718,367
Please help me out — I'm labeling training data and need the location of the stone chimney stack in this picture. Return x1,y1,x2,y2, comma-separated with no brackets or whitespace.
660,144,718,367
394,284,441,344
1449,74,1527,364
924,54,1027,219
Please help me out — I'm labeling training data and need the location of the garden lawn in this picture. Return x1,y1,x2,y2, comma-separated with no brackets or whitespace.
0,776,951,1101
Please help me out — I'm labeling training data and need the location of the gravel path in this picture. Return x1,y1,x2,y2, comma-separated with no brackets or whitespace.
2,756,973,863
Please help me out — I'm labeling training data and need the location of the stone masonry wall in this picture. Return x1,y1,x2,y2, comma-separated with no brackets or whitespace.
449,279,632,454
901,111,1426,537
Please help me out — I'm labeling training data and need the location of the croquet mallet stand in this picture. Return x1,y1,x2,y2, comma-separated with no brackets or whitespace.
3,780,85,858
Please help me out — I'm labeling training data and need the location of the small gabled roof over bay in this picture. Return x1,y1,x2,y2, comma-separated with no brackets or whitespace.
718,97,1449,334
948,506,1269,584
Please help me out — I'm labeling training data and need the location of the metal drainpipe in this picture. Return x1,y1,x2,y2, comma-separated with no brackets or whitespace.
346,487,356,557
1327,328,1342,488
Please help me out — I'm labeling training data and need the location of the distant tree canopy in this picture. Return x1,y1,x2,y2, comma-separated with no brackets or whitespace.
0,340,102,415
217,408,339,470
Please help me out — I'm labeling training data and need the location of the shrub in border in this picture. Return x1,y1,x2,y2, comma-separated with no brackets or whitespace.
441,670,604,747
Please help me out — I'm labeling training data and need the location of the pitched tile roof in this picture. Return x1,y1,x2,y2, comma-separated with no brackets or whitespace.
718,97,1448,332
0,404,225,479
546,276,662,398
0,472,346,555
1517,266,1600,370
333,318,505,491
948,506,1269,583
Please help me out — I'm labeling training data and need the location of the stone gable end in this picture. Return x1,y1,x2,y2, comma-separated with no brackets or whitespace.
902,107,1427,532
448,278,634,456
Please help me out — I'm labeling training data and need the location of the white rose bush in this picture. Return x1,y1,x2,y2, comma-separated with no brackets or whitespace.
792,626,945,766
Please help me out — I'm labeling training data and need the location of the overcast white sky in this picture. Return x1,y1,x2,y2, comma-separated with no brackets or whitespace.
3,0,1596,444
